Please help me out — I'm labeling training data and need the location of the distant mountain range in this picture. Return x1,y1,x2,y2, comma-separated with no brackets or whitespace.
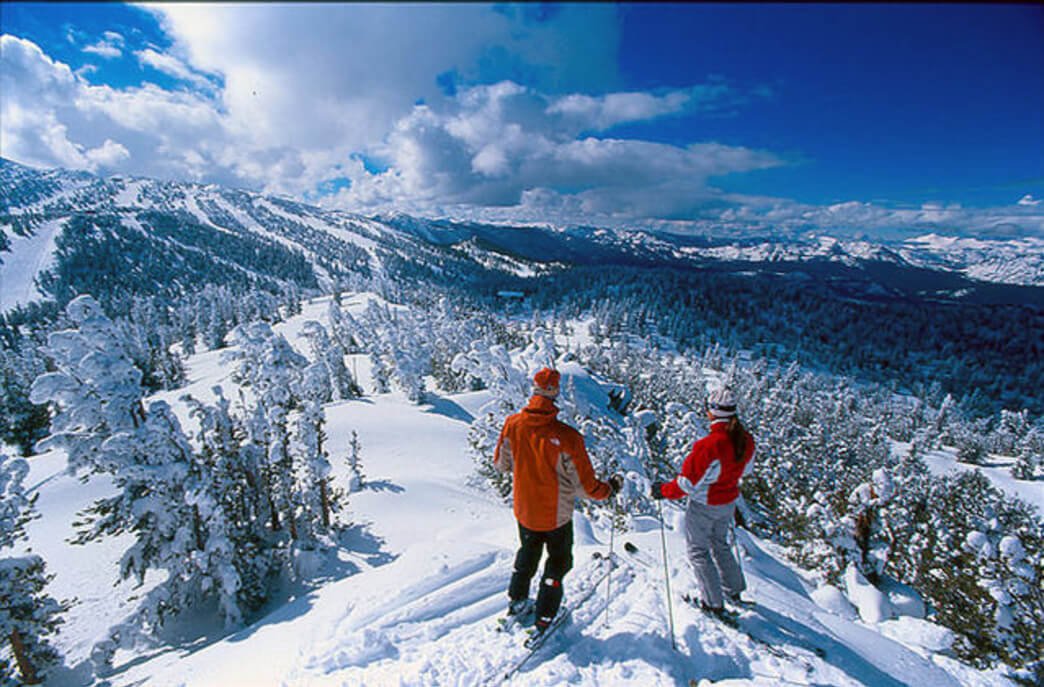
1,157,1040,314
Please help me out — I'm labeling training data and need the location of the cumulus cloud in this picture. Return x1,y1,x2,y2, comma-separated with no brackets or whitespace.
2,4,1040,241
134,48,214,90
321,80,782,221
1017,194,1040,207
545,79,758,132
82,30,124,59
85,139,131,168
1,34,225,178
142,3,621,156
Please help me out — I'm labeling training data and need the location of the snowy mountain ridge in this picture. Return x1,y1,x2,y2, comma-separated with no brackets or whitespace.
3,157,1042,318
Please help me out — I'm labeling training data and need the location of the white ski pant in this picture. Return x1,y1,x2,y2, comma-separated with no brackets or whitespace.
685,499,746,608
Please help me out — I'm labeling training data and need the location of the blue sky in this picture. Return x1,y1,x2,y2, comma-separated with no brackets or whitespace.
1,2,1041,238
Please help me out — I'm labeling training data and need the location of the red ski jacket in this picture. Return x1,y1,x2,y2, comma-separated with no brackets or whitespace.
660,420,755,505
494,395,611,531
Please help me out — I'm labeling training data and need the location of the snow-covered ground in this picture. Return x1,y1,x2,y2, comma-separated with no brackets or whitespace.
0,219,62,311
17,296,1023,686
887,440,1043,512
922,448,1043,512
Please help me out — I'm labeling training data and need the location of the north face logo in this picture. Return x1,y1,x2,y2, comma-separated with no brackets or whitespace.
549,438,560,447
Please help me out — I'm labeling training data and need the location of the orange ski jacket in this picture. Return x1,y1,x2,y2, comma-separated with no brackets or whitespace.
494,395,611,532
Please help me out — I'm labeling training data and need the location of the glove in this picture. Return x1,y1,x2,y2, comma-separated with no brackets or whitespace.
650,481,666,500
608,474,624,497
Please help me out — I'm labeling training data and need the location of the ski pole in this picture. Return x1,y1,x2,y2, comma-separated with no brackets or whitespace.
604,505,615,627
656,498,677,651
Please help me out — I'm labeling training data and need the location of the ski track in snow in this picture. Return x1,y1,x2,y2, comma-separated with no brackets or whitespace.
20,296,1021,687
0,218,63,311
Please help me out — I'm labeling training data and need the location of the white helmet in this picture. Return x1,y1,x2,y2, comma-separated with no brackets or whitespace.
706,387,737,418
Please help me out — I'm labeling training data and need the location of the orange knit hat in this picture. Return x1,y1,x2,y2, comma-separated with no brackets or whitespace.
533,368,560,397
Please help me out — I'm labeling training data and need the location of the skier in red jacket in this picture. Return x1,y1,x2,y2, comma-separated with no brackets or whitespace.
651,387,755,617
494,367,622,635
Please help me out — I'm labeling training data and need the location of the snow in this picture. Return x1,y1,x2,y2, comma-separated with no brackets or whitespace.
0,219,63,312
877,617,955,656
15,297,1023,687
113,180,145,207
811,584,859,620
254,197,382,254
843,564,895,624
921,448,1043,511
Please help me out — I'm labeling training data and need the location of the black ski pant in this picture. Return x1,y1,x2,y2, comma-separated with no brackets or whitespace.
508,521,573,625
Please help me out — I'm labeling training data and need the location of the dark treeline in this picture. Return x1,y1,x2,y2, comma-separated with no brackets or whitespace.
504,266,1043,417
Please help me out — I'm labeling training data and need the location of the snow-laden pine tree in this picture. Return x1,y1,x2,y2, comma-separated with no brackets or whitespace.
0,340,50,457
327,299,364,354
227,322,308,540
29,295,146,475
79,399,246,672
346,430,364,492
28,296,244,673
1011,426,1042,480
290,401,342,553
183,388,272,614
0,452,66,685
451,340,531,498
300,320,360,401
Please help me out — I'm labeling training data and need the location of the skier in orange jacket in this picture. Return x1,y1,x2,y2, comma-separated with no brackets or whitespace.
495,367,622,635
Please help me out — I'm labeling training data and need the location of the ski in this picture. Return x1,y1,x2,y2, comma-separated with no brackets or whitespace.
500,552,615,682
624,540,824,664
682,593,821,665
496,598,534,634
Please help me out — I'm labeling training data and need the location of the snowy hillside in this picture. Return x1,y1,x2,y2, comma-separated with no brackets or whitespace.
3,158,1043,320
13,294,1034,687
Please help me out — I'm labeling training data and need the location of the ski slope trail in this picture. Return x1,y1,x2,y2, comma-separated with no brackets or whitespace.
94,387,1007,686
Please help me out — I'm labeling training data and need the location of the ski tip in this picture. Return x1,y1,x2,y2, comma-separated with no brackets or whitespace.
623,541,638,553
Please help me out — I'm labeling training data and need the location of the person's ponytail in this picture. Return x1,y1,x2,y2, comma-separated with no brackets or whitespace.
727,417,748,462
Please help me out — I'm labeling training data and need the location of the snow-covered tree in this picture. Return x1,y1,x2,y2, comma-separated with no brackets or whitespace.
346,430,365,492
300,320,360,401
451,340,532,498
29,295,147,475
0,452,66,685
226,322,308,537
0,342,50,457
78,399,244,671
291,401,341,539
1011,427,1042,481
29,296,246,673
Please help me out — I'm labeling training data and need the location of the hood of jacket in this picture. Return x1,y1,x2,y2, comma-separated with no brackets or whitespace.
521,394,559,426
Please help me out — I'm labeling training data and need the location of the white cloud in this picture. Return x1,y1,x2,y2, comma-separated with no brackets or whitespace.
142,3,621,156
1017,194,1040,207
134,48,213,89
544,80,748,132
2,7,1040,241
1,34,227,180
85,139,131,168
322,80,782,220
82,31,124,59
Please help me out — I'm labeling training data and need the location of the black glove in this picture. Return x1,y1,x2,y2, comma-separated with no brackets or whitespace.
650,481,666,500
608,474,624,497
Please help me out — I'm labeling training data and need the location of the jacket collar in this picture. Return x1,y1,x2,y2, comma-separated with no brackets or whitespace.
524,394,559,418
710,419,731,431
